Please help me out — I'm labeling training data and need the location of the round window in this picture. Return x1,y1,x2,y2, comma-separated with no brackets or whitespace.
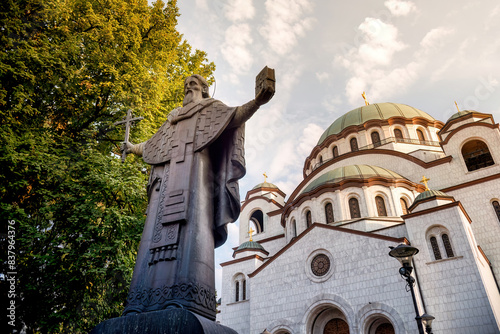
311,254,331,277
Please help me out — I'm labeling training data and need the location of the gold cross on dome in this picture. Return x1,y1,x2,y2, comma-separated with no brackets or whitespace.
420,176,430,191
248,227,255,241
362,91,369,106
455,101,460,112
263,172,268,183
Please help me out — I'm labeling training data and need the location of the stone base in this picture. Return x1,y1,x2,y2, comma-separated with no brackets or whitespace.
89,308,237,334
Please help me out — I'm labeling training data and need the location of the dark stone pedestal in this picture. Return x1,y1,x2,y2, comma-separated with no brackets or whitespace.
90,308,237,334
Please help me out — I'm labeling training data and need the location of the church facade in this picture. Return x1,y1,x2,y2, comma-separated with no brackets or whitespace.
218,102,500,334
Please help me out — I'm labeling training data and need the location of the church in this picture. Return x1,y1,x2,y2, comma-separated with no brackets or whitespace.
217,101,500,333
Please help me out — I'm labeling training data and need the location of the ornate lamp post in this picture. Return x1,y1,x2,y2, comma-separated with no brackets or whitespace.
389,244,425,334
421,313,435,333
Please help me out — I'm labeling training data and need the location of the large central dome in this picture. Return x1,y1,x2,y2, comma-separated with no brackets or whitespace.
317,102,436,145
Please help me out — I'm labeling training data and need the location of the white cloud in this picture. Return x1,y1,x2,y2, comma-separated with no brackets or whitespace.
420,27,454,51
316,72,330,83
384,0,417,17
221,24,254,75
335,17,407,104
224,0,255,22
260,0,315,55
358,18,407,67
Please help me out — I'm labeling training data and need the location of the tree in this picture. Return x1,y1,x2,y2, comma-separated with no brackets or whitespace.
0,0,215,332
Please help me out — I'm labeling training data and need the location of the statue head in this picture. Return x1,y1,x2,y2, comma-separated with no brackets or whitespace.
183,75,209,106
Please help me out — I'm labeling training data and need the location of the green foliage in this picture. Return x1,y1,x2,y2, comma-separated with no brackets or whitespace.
0,0,214,332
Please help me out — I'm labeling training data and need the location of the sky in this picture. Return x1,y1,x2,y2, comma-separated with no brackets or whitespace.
173,0,500,294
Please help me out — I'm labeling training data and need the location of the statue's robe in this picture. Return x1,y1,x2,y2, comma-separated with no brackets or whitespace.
123,98,245,320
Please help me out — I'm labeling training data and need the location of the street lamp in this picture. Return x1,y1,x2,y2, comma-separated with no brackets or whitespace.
421,313,435,333
389,244,425,334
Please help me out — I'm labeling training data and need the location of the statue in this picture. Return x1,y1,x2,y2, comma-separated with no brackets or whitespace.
120,68,275,320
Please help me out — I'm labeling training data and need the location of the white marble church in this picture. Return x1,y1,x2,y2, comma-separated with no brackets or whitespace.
218,102,500,334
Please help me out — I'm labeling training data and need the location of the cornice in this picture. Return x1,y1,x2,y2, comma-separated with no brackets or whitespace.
220,254,266,267
402,201,472,223
440,121,498,146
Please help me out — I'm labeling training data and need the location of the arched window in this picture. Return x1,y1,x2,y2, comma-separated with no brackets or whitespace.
371,131,381,147
349,198,361,218
325,202,334,224
234,273,246,302
394,128,404,142
350,137,359,152
306,210,312,228
249,210,264,233
461,140,495,172
442,234,454,258
375,196,387,216
493,201,500,223
319,155,323,164
416,129,425,142
430,236,442,260
400,198,409,215
290,219,297,239
332,146,339,158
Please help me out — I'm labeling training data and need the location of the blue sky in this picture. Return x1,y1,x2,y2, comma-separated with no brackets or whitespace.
173,0,500,294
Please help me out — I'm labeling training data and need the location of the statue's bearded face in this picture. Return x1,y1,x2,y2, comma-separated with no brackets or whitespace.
183,77,205,106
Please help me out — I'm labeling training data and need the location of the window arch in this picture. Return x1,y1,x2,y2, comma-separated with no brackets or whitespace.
416,129,426,142
332,146,339,158
493,200,500,223
400,198,409,215
394,128,404,142
325,202,334,224
249,210,264,233
461,140,495,171
319,155,323,165
371,131,381,147
350,137,359,152
306,210,312,228
349,198,361,218
375,196,387,216
233,273,246,302
427,226,456,261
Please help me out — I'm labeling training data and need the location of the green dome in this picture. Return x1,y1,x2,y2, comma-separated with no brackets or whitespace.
414,189,453,202
446,110,474,122
236,240,266,252
302,165,405,194
252,182,279,190
317,103,436,145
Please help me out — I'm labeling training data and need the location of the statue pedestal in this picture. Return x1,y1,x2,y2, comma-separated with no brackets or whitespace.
90,308,237,334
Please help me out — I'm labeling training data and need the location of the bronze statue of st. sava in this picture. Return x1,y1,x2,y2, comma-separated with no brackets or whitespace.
120,69,275,320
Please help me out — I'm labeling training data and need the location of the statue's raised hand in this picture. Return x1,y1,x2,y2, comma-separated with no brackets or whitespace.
254,66,275,106
255,84,275,106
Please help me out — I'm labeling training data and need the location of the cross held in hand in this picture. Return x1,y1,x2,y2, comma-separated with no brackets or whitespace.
114,109,144,162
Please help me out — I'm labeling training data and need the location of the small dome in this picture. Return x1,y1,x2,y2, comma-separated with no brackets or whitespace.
236,240,266,252
317,102,436,145
414,189,453,202
252,182,279,190
446,110,474,122
302,165,405,194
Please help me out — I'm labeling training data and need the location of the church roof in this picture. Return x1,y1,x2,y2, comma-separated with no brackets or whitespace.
302,164,405,194
236,240,266,252
413,189,453,202
446,110,474,122
317,102,436,145
252,182,279,190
